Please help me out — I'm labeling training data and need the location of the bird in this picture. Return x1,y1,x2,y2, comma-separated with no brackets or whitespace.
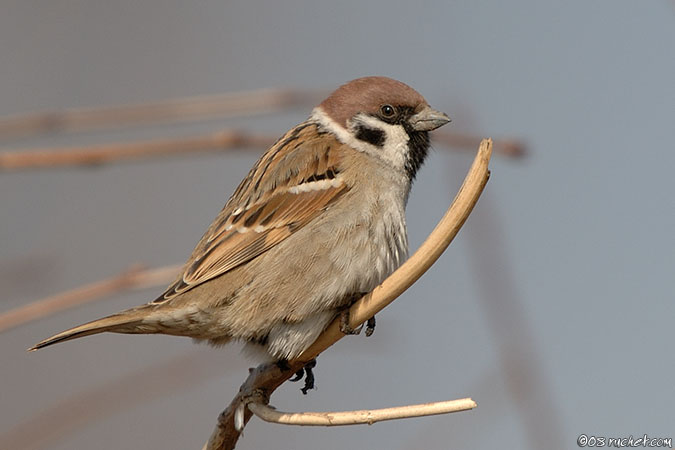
30,76,450,390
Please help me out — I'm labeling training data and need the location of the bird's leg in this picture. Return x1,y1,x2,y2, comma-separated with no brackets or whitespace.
339,292,377,336
300,359,316,394
339,308,363,335
276,358,291,371
289,358,317,394
365,316,376,337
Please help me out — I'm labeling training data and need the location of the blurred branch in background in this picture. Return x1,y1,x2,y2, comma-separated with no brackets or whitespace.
0,350,481,450
453,169,565,450
0,264,180,335
0,351,234,450
434,132,525,158
0,88,323,141
0,131,276,170
0,87,524,171
0,131,522,172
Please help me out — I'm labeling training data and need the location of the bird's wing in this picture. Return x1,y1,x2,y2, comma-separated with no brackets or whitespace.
155,122,349,302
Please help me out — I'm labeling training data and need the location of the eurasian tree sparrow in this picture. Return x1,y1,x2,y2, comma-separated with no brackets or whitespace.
31,77,450,384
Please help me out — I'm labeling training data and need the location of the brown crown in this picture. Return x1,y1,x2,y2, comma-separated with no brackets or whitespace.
319,76,429,128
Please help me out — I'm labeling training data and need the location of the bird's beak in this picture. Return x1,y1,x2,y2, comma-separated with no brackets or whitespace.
409,107,451,131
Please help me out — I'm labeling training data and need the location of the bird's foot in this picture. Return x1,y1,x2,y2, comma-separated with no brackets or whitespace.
289,359,317,395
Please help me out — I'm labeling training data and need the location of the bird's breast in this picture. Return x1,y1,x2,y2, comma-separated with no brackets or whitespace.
366,189,409,289
323,178,409,298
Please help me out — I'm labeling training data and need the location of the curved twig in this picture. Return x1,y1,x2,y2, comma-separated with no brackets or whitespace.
203,138,493,450
248,398,477,426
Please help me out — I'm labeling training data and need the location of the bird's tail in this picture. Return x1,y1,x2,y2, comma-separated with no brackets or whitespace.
28,304,160,351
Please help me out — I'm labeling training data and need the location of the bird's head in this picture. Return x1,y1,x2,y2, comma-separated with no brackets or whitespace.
313,76,450,181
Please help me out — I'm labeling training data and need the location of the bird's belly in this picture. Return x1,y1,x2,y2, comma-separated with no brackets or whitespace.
214,191,409,360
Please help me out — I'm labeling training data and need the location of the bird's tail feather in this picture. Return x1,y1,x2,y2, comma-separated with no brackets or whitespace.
28,306,157,351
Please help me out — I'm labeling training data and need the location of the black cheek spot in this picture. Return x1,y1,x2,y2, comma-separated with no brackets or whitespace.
354,125,385,148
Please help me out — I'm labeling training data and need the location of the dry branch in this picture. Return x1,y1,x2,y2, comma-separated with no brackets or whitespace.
0,88,321,140
0,264,180,334
203,138,493,450
248,398,477,426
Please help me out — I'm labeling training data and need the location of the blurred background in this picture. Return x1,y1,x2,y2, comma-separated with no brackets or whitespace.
1,1,673,449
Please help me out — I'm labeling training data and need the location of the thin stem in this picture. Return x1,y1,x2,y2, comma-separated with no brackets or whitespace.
248,398,477,426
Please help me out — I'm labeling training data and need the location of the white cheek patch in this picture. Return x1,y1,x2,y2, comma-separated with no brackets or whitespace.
311,107,409,172
350,114,409,171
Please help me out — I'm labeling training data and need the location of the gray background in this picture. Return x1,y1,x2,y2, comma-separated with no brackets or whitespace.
1,1,673,449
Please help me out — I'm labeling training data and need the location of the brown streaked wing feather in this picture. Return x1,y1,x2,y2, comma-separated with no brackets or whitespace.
183,186,346,284
155,123,349,302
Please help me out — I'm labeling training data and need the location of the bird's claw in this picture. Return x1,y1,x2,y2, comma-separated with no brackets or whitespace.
289,359,317,394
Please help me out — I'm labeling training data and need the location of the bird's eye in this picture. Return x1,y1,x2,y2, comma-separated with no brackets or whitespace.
380,104,396,118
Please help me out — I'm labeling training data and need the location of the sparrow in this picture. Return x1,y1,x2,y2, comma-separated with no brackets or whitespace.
30,76,450,390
